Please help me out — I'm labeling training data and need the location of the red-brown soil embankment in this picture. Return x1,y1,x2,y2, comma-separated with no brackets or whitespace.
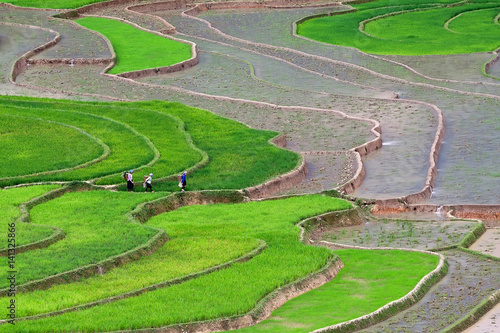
372,204,500,227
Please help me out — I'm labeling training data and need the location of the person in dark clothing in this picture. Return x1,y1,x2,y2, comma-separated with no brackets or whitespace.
144,173,154,193
126,170,134,192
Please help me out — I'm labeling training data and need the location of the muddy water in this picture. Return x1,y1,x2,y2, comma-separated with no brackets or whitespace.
193,7,500,203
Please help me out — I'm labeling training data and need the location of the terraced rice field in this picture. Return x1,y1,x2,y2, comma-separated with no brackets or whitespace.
1,0,499,332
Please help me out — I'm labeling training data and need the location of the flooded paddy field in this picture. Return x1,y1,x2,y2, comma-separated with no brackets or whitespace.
321,219,478,250
2,3,498,202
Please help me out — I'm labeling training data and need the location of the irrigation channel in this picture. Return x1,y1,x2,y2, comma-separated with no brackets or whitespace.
0,0,499,332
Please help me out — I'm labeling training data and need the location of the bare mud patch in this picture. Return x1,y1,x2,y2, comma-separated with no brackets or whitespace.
487,56,500,79
86,1,171,32
0,8,110,59
276,152,356,195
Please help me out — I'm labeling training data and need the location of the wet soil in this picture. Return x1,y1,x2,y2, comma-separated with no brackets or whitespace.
277,152,356,195
382,53,499,83
0,22,74,99
7,5,438,199
321,220,478,250
487,57,500,79
316,214,500,332
469,228,500,258
191,6,500,203
2,3,498,202
0,9,110,59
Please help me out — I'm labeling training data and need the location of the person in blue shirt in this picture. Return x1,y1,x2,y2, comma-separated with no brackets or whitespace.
181,171,187,192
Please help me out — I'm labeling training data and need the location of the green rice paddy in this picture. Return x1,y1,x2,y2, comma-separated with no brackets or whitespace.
0,190,165,288
0,193,440,332
0,185,60,247
1,195,354,332
6,237,260,318
0,0,486,331
297,0,500,55
0,97,298,190
237,249,439,333
0,114,103,178
4,0,106,9
77,17,192,74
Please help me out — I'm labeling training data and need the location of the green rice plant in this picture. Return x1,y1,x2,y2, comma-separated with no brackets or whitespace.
130,100,299,191
297,0,500,55
3,237,260,318
0,100,154,186
0,114,103,178
0,96,298,191
0,185,59,247
0,98,202,187
16,100,203,186
4,0,110,9
76,17,192,74
4,195,352,332
237,249,439,332
0,191,165,288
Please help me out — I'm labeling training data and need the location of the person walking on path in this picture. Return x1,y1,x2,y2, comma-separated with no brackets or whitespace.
180,171,187,192
126,169,134,192
144,173,154,193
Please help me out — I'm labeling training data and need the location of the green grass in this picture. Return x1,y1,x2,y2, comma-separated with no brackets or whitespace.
297,0,500,55
3,195,352,332
76,17,192,74
0,114,104,179
0,96,299,192
0,185,60,247
0,191,165,288
236,249,439,332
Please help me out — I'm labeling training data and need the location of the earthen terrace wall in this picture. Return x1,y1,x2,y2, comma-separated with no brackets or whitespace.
372,204,500,227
